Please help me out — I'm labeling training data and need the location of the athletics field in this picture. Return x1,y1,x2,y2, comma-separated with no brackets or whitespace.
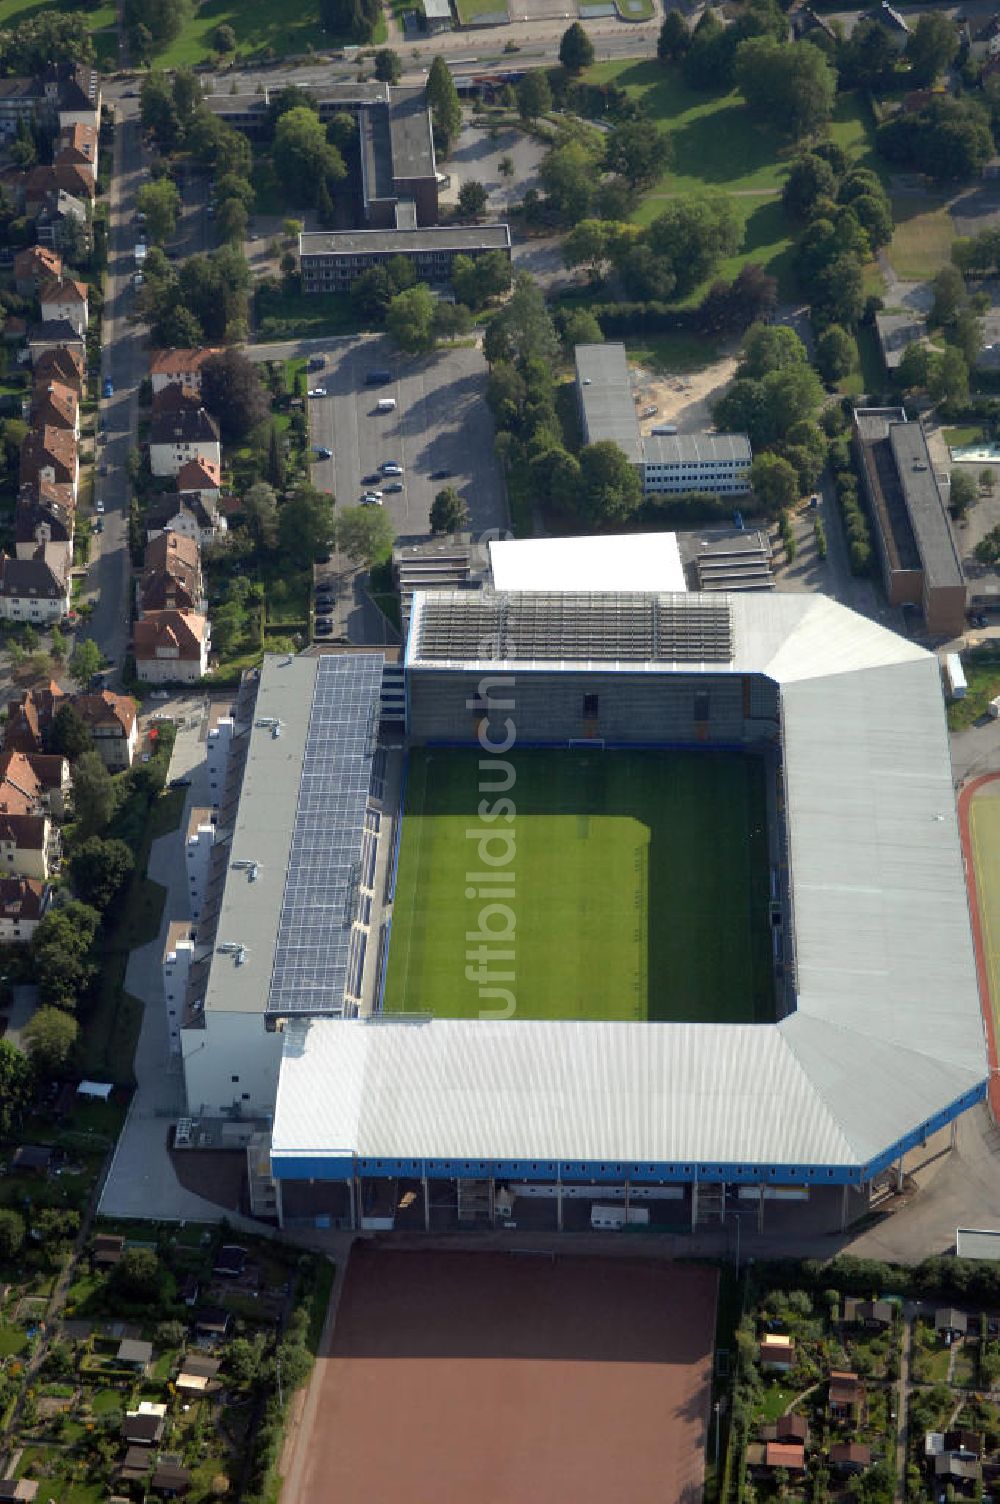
382,747,772,1025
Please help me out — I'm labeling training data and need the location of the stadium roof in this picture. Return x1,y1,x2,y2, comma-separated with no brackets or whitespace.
201,652,382,1020
488,534,686,594
272,592,988,1181
955,1228,1000,1260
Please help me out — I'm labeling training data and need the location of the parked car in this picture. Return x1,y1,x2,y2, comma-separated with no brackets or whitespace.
94,518,103,533
169,777,192,788
381,462,403,475
102,378,114,398
430,468,452,480
315,620,334,635
362,494,383,506
362,472,382,485
384,481,404,493
313,446,332,460
308,356,325,371
308,388,326,398
150,690,170,700
95,499,105,514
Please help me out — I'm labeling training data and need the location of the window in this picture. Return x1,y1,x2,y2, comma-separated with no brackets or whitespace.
230,1075,239,1084
583,693,598,718
241,1092,250,1100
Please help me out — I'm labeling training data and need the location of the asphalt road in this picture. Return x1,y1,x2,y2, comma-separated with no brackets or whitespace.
88,114,146,673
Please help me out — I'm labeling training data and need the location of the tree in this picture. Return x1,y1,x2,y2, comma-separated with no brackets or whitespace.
427,57,463,154
373,48,402,83
838,17,896,91
483,274,560,366
49,702,92,761
782,153,837,220
68,638,101,691
432,301,473,340
386,284,437,354
71,751,115,838
539,140,597,224
266,422,285,490
646,194,742,297
815,325,855,384
559,21,594,73
457,180,489,219
929,345,969,403
273,107,346,207
215,196,249,246
123,0,186,47
243,481,279,551
557,307,604,349
0,1209,25,1262
734,38,836,138
751,452,799,515
897,340,931,390
22,1007,79,1073
333,505,395,566
579,441,643,523
430,487,469,533
227,1336,263,1386
516,70,552,123
200,350,268,442
31,901,100,1010
140,70,179,147
70,837,134,911
907,12,959,86
113,1247,164,1302
452,250,511,309
0,1040,32,1136
213,22,236,51
278,486,335,569
658,10,690,62
949,468,977,518
137,177,180,245
739,323,810,379
877,96,993,183
604,120,672,189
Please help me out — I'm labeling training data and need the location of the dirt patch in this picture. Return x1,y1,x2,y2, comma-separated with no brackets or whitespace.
290,1246,718,1504
631,356,740,436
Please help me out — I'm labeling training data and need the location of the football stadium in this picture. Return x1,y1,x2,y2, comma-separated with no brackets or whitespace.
179,585,988,1236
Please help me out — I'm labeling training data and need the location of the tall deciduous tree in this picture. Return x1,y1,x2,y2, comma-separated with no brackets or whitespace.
516,70,552,122
430,487,469,533
734,37,836,138
68,638,101,691
559,21,595,73
579,441,643,523
200,350,269,442
333,505,396,565
22,1007,79,1073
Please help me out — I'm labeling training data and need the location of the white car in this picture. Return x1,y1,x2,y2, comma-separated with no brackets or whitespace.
381,463,403,476
95,500,105,514
362,493,383,506
308,387,326,398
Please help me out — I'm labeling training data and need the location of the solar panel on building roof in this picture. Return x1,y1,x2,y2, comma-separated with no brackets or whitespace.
266,655,383,1017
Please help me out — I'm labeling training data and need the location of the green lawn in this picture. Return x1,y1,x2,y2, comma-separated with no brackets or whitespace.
625,332,720,375
456,0,507,19
889,196,956,280
255,285,362,342
384,748,772,1023
630,192,796,301
152,0,335,68
944,425,987,448
0,0,115,21
0,1322,27,1357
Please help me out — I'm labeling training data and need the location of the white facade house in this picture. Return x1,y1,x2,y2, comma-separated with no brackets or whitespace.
642,434,752,497
0,876,49,941
39,277,88,337
0,547,70,623
133,610,209,684
149,408,221,480
185,806,218,922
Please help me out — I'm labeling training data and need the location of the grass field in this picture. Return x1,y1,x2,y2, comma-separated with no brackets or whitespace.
889,197,956,280
455,0,507,19
948,646,1000,730
151,0,376,69
626,332,720,374
384,748,772,1024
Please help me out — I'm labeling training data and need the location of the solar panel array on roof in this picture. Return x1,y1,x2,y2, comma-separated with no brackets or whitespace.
267,655,383,1017
414,591,733,664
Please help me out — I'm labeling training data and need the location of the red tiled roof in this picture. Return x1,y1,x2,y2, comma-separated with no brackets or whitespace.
149,348,222,376
133,610,207,662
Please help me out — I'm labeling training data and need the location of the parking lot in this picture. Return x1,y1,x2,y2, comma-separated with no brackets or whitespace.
307,335,508,542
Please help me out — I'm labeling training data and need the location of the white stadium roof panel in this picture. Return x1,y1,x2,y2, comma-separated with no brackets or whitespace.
488,533,687,596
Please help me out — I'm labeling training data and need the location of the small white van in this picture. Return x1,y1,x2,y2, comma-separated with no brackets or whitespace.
650,423,678,436
375,397,396,413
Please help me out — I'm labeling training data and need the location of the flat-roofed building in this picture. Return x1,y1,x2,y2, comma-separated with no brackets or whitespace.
299,223,510,292
853,407,966,636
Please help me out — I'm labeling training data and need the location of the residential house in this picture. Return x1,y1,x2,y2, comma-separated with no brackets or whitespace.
117,1339,153,1372
19,423,78,497
122,1402,165,1444
829,1442,872,1474
152,384,205,417
774,1415,809,1446
149,404,220,479
117,1446,154,1485
151,1460,191,1497
48,62,102,132
0,812,57,880
933,1455,981,1496
149,348,223,396
16,479,75,555
12,1144,52,1174
842,1298,894,1329
0,77,44,139
176,456,221,506
746,1443,807,1475
27,319,86,362
759,1334,796,1372
213,1244,247,1278
91,1232,124,1268
861,0,911,47
935,1309,969,1340
31,379,79,436
194,1307,231,1343
39,276,89,338
969,13,1000,61
0,875,48,941
3,681,64,753
14,244,62,298
0,1482,39,1503
0,546,71,624
179,1353,218,1378
145,492,226,549
946,1431,983,1458
0,747,70,820
34,188,89,250
32,344,85,394
73,690,139,770
55,121,98,189
828,1371,865,1423
140,531,204,616
133,610,209,684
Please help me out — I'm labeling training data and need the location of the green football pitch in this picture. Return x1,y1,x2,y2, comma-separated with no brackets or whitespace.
383,748,773,1025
